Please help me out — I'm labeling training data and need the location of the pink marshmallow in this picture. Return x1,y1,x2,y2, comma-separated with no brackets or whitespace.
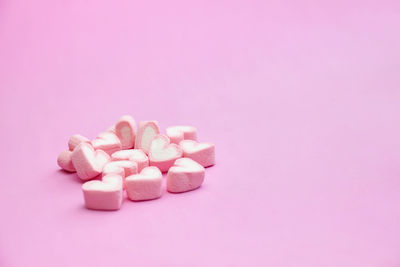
68,134,90,151
82,174,123,211
111,149,149,172
180,140,215,167
167,158,205,193
134,121,160,154
92,132,122,155
57,150,76,172
102,160,138,178
166,126,197,144
115,115,136,149
125,166,163,201
149,134,183,172
71,142,110,181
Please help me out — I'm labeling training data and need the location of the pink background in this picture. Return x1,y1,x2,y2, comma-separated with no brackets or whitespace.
1,0,400,266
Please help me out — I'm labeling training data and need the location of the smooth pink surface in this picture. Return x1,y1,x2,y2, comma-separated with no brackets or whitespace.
1,0,400,266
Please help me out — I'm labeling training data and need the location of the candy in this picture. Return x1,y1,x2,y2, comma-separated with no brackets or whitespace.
166,158,205,193
149,134,182,172
125,166,163,201
92,132,122,155
134,121,160,154
180,140,215,167
82,174,123,210
57,150,76,172
111,149,149,172
102,160,138,178
166,126,197,144
71,143,110,181
115,115,136,149
68,134,90,151
58,115,215,212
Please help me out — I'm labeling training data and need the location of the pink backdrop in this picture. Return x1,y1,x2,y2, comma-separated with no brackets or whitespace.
1,0,400,266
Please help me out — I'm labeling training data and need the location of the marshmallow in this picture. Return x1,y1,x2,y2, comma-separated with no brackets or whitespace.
167,158,205,193
57,150,76,172
125,167,163,201
82,174,123,211
92,132,122,155
111,149,149,172
134,121,160,154
115,115,136,149
68,134,90,151
149,134,183,172
166,126,197,144
102,160,138,178
71,142,110,181
180,140,215,167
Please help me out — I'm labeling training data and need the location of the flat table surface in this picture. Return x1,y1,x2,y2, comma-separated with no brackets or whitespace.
1,0,400,266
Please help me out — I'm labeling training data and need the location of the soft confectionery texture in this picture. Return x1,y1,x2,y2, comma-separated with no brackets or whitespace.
102,160,138,178
166,126,197,144
57,150,76,172
134,121,160,154
68,134,91,151
111,149,149,172
166,158,205,193
82,174,123,211
179,140,215,167
115,115,136,149
71,142,110,181
149,134,182,172
92,132,122,155
125,166,163,201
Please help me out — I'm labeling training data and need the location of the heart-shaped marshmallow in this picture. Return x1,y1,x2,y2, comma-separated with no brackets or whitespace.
68,134,91,151
115,115,136,149
102,160,138,178
111,149,149,172
134,121,160,154
125,166,163,201
57,150,76,172
179,140,215,167
82,174,123,210
149,134,183,172
166,158,205,193
166,126,197,144
92,132,122,155
71,142,110,181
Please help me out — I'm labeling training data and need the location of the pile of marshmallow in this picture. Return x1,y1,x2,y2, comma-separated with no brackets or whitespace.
57,115,215,211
